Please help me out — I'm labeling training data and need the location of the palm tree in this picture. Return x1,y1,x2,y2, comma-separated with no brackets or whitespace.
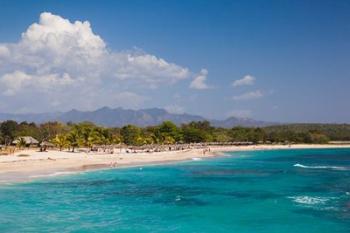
163,135,175,145
67,130,80,152
112,135,122,145
52,134,68,151
16,137,27,149
87,130,102,151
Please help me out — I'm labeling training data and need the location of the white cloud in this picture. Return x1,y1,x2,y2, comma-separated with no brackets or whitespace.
189,69,210,90
0,70,74,96
233,90,264,101
0,71,32,96
112,52,189,87
0,45,10,58
232,75,255,87
0,12,198,112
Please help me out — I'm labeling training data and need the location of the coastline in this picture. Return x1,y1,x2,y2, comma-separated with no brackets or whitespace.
1,144,350,184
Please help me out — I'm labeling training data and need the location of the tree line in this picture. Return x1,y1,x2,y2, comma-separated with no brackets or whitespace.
1,120,349,149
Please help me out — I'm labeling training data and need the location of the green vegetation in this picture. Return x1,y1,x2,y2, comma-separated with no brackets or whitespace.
1,120,350,150
16,137,27,149
264,124,350,143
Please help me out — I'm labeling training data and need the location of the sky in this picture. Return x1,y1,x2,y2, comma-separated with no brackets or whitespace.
0,0,349,123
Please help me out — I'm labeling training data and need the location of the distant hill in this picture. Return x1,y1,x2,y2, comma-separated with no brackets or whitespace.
0,112,61,123
57,107,206,127
211,116,274,128
0,107,275,128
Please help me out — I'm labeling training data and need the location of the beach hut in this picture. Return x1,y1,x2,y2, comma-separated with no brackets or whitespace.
12,136,39,147
39,141,54,152
40,141,54,148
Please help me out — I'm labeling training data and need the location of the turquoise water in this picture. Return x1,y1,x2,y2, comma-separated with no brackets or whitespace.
0,148,350,233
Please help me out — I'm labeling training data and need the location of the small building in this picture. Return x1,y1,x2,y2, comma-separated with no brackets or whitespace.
12,136,39,147
39,141,54,152
40,141,54,148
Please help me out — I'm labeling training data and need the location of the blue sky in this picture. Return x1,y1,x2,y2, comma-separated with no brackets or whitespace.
0,0,349,123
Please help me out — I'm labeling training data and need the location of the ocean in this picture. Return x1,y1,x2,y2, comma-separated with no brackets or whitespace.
0,148,349,232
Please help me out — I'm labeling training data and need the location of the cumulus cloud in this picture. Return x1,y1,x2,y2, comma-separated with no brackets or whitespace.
0,71,32,96
0,45,10,57
189,69,210,90
232,75,255,87
0,71,74,96
0,12,197,112
233,90,264,101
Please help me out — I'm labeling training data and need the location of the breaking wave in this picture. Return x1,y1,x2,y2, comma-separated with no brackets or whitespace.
192,157,202,161
293,163,349,171
30,171,79,178
288,196,335,205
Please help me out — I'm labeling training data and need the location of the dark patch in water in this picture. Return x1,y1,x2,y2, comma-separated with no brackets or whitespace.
266,151,350,166
192,169,269,176
153,196,208,206
293,205,350,222
224,191,251,198
109,185,205,198
192,176,257,183
32,178,135,189
225,191,281,200
294,176,350,194
191,167,288,177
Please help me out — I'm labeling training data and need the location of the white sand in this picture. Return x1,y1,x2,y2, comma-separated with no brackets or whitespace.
0,144,349,183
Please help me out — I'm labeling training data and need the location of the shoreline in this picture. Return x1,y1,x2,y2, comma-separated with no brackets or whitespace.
1,144,350,184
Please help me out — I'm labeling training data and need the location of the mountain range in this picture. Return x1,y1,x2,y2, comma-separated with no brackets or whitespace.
0,107,276,128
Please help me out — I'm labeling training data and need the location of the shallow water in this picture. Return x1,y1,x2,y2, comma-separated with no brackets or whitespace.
0,148,349,232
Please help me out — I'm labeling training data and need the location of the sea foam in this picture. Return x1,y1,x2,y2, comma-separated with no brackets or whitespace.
293,163,349,171
29,171,79,178
192,157,202,161
288,196,334,205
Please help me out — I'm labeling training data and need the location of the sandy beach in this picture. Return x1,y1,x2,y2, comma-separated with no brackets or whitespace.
1,144,350,184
